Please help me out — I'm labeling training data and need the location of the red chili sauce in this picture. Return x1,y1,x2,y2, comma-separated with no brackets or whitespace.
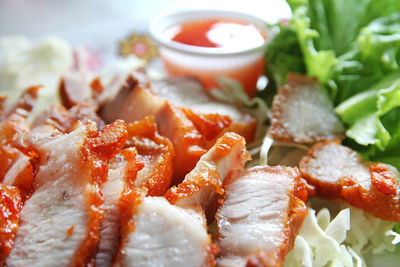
162,18,267,97
167,19,265,49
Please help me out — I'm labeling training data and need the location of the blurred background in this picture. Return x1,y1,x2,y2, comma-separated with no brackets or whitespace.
0,0,290,60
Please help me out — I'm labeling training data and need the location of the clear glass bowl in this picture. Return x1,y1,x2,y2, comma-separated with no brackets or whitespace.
149,9,271,97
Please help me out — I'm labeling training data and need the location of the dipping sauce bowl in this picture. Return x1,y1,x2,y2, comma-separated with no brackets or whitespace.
149,9,270,97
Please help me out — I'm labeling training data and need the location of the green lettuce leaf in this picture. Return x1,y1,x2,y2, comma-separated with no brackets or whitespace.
265,24,306,88
335,74,400,168
266,0,400,170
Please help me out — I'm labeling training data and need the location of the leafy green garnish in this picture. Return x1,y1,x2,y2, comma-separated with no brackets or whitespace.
266,0,400,169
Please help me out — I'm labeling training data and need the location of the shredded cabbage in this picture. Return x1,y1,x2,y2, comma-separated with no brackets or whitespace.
285,201,400,267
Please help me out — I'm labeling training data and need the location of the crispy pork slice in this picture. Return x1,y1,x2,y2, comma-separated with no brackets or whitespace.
59,72,93,109
125,116,174,196
114,195,215,267
152,77,257,142
1,86,39,124
7,120,128,267
99,75,164,124
31,104,74,132
96,70,150,107
1,152,34,200
96,148,144,267
215,166,308,267
0,185,22,265
33,103,104,133
155,102,207,183
166,132,250,219
68,104,104,128
300,141,400,221
270,73,344,143
99,74,256,182
103,83,207,183
0,87,39,199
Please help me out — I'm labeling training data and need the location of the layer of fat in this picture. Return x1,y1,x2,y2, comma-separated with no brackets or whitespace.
152,78,245,122
117,197,209,267
7,125,91,267
217,167,294,266
96,160,126,267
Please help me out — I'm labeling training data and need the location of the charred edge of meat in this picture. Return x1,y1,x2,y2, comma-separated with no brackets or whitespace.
113,188,147,264
0,185,23,265
299,140,344,198
70,120,128,264
125,116,175,196
270,73,344,143
182,108,232,142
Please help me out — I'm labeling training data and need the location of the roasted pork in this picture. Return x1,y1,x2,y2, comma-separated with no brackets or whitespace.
151,77,257,142
7,120,127,266
300,140,400,221
270,73,344,143
166,132,250,219
215,166,308,267
114,132,250,266
125,116,174,196
99,73,256,183
0,87,39,199
96,148,144,267
0,185,22,265
114,195,215,267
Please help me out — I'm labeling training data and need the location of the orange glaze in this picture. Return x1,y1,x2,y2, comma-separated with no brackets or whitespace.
182,108,232,141
75,120,129,265
155,102,207,184
0,185,22,265
165,168,224,205
213,132,244,157
370,163,397,195
73,182,104,266
125,116,175,196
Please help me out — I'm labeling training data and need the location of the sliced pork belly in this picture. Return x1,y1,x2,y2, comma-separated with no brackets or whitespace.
99,74,256,182
68,104,105,129
155,102,208,183
33,103,104,133
99,73,159,123
270,73,344,143
0,87,39,199
101,82,205,183
152,77,257,142
114,195,215,267
59,72,94,109
0,185,22,265
7,120,128,266
125,116,174,196
166,132,250,219
96,148,144,267
2,86,39,122
1,152,34,200
96,70,150,106
300,141,400,221
32,104,74,132
216,166,308,267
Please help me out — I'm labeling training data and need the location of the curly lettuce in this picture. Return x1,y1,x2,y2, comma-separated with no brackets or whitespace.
285,202,400,267
266,0,400,169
